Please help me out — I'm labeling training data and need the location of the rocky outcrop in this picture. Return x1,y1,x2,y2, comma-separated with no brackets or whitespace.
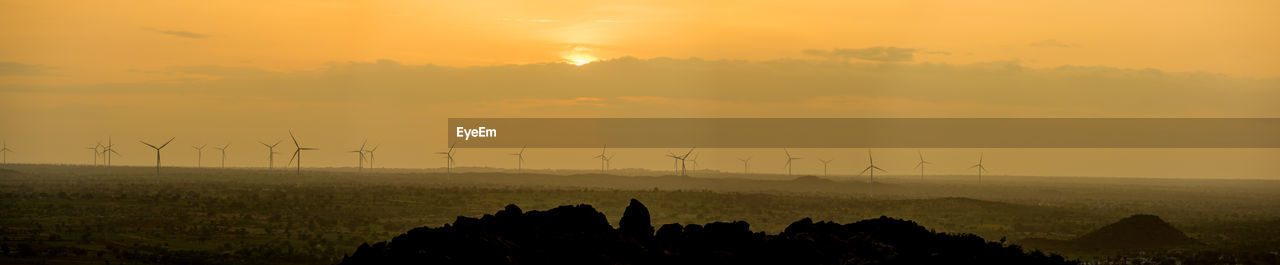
341,199,1075,265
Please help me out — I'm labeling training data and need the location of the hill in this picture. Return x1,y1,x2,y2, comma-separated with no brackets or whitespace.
341,199,1074,265
1021,214,1197,252
1074,214,1196,249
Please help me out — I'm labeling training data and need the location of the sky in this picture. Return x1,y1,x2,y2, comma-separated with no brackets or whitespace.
1,0,1278,179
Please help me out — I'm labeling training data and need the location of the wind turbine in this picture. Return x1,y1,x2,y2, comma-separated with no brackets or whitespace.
86,142,102,166
858,150,887,182
348,140,367,173
665,151,679,173
592,145,607,172
215,143,230,168
102,137,121,167
192,144,207,168
738,156,752,176
914,151,932,179
969,153,989,183
0,140,12,166
782,148,801,176
367,144,379,171
285,131,318,176
435,142,457,175
140,137,176,178
510,145,526,172
819,158,833,177
604,154,615,172
687,153,700,171
258,140,282,169
676,147,695,176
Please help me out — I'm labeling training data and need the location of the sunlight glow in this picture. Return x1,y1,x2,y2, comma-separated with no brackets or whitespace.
562,46,598,66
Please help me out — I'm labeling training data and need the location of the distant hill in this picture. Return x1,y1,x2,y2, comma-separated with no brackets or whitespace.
1075,214,1196,249
1022,214,1197,251
791,175,833,183
341,199,1075,265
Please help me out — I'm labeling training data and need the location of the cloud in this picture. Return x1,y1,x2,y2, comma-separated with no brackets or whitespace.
0,62,53,76
1029,39,1076,48
4,57,1276,117
144,28,210,39
802,47,921,62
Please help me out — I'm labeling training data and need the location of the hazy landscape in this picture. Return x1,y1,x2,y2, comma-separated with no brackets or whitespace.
1,163,1276,264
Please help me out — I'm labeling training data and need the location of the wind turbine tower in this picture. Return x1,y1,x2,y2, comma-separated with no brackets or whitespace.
286,131,318,176
192,144,207,168
348,140,367,173
0,140,12,166
782,148,801,176
819,158,833,177
435,142,457,175
858,150,887,182
914,151,932,179
510,145,526,172
969,153,990,183
215,143,230,168
367,144,380,170
593,145,608,172
258,140,281,169
140,137,176,178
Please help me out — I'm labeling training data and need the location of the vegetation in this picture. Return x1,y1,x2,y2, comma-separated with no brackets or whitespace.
0,164,1277,264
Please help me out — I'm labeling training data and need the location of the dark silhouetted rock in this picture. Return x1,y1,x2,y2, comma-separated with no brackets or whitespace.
619,199,654,240
341,200,1076,265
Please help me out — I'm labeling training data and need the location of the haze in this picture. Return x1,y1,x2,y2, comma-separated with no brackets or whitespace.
1,0,1278,179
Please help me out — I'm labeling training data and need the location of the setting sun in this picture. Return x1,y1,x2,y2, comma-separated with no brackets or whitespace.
562,46,598,66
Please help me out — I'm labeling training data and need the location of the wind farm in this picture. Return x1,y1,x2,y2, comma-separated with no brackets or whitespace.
1,138,1277,265
4,1,1275,264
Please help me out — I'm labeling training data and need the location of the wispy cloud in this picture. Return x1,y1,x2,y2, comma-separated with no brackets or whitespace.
144,28,210,39
1029,39,1076,48
501,18,556,23
0,62,53,76
802,47,921,62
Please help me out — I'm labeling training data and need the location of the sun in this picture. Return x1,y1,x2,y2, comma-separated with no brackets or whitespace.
561,46,598,66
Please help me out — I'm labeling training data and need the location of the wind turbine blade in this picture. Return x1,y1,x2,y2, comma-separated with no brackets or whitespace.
289,131,300,148
969,164,980,169
110,149,122,156
140,141,157,149
287,150,299,165
858,167,872,176
159,137,176,149
259,141,270,147
360,139,367,151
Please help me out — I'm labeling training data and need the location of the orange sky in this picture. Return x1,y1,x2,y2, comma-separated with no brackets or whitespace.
1,0,1278,178
2,0,1279,85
